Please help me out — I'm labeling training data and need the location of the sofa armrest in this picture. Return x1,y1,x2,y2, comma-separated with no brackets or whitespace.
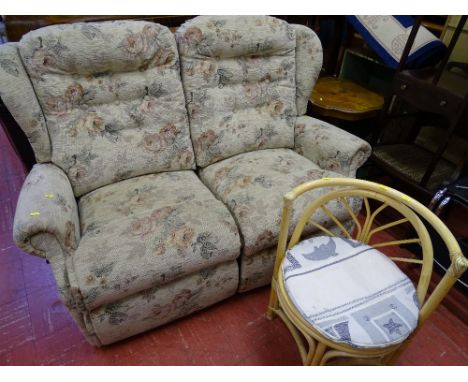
13,163,80,259
294,116,372,177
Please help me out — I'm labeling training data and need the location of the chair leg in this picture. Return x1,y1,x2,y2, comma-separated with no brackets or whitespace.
266,282,279,320
383,346,407,365
309,342,327,366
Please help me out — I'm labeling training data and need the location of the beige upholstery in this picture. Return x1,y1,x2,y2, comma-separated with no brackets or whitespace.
18,21,195,196
177,16,297,167
75,171,240,310
0,43,51,162
3,21,240,346
0,16,371,346
199,148,361,257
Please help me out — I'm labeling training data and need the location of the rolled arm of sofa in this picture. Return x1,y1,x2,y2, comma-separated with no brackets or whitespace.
294,116,372,177
13,163,80,259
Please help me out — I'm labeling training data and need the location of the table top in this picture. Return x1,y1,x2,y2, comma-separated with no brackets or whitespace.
310,77,385,121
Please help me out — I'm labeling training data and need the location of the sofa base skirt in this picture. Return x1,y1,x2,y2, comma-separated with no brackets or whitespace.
79,260,239,346
238,220,355,292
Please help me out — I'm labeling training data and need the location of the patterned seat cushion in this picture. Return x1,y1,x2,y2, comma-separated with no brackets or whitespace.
73,171,240,310
199,148,361,257
281,236,419,348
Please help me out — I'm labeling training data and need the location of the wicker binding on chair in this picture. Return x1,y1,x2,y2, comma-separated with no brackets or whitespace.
267,178,468,365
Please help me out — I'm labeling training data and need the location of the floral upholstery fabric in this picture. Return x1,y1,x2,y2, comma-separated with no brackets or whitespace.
294,116,372,177
13,163,80,259
11,164,101,342
17,21,195,196
73,171,240,310
292,24,322,115
28,232,101,346
90,260,238,345
177,16,297,167
0,43,51,162
282,236,419,348
199,148,362,259
4,17,374,347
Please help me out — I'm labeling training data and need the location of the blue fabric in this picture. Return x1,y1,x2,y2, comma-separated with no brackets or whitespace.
346,15,446,69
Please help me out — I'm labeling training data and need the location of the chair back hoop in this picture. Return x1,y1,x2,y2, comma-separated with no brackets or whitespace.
274,178,467,325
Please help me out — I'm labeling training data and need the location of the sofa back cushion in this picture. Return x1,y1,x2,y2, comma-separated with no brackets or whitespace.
292,24,323,116
0,43,52,163
176,16,297,167
18,20,195,196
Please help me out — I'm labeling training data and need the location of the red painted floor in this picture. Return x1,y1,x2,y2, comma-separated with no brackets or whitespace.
0,123,467,365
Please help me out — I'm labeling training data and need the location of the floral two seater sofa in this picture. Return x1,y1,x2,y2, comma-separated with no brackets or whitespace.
0,16,371,346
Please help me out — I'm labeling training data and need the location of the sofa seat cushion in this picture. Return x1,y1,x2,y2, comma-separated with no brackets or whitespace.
199,148,360,257
74,171,240,310
281,236,419,349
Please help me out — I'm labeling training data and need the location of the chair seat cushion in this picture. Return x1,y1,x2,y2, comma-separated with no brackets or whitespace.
74,171,241,310
281,236,420,349
200,148,361,257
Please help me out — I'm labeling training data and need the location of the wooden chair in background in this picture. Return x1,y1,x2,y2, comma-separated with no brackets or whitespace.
371,16,468,197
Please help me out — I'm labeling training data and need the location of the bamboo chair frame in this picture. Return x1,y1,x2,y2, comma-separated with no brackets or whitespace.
267,178,468,366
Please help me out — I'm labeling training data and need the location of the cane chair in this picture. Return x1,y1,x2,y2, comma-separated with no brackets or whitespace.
267,177,468,366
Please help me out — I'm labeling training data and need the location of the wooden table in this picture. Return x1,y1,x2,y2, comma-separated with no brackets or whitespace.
310,77,384,121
